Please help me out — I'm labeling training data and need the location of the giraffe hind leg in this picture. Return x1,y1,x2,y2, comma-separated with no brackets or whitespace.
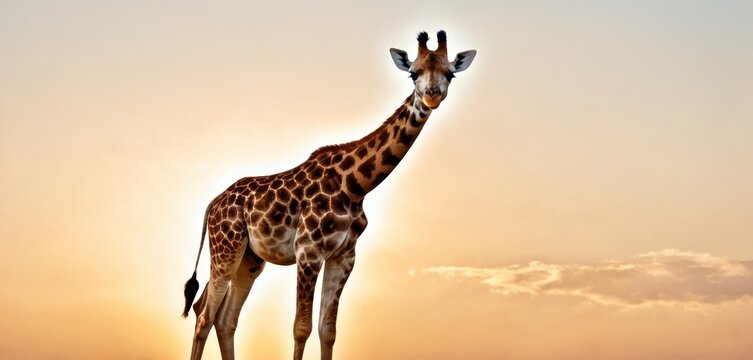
192,283,208,318
215,245,266,360
190,230,248,360
190,274,231,359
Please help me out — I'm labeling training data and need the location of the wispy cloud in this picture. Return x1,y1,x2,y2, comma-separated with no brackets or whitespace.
421,249,753,307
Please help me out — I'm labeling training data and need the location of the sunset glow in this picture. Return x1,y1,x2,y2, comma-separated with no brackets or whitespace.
1,1,752,359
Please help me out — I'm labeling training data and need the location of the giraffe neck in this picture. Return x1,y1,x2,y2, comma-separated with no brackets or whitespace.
337,92,433,198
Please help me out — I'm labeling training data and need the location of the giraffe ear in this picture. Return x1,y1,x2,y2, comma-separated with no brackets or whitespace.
451,50,477,73
389,48,412,72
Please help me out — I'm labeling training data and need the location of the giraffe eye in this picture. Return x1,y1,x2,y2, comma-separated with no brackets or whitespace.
409,71,419,81
445,72,455,82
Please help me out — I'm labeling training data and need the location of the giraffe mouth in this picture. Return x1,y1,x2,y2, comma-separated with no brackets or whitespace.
422,94,442,109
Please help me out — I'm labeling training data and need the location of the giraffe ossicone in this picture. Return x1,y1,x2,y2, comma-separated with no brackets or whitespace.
183,30,476,360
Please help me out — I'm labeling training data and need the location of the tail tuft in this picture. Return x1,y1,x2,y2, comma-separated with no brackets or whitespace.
182,271,200,318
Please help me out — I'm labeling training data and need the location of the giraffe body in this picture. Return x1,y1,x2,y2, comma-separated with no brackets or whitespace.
183,31,476,360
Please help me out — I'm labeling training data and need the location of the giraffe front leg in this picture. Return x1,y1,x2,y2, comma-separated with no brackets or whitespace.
292,246,322,360
318,249,356,360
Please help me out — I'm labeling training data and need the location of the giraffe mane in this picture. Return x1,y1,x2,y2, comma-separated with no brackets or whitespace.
307,94,413,160
307,120,392,159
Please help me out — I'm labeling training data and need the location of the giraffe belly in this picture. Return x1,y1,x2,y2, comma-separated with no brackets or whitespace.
247,226,297,265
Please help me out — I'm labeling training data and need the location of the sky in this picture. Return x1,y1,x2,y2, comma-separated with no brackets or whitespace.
1,0,752,359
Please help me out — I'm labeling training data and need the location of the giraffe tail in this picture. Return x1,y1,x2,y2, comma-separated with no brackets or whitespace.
181,199,213,318
182,271,200,318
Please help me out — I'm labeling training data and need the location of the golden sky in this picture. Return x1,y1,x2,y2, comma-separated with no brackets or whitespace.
1,1,752,359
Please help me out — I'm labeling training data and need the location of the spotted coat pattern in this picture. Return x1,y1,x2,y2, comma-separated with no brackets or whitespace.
205,93,429,270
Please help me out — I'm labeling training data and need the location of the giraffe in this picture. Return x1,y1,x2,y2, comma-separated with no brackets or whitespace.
182,30,476,360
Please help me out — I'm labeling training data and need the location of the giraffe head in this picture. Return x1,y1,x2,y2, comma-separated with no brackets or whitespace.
389,31,476,109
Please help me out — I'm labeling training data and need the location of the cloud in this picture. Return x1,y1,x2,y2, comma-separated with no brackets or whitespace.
421,249,753,307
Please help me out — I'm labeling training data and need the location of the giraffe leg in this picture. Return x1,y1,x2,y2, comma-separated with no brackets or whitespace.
318,250,356,360
191,274,231,359
191,233,247,360
192,284,208,318
292,248,322,360
215,246,266,360
319,249,356,360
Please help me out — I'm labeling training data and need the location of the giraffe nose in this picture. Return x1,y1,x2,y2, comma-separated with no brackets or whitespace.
425,87,441,97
